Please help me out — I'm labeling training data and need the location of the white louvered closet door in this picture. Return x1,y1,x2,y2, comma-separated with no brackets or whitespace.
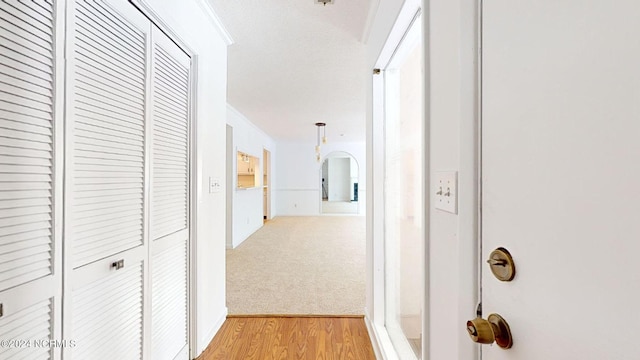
0,1,61,359
149,26,191,360
64,0,150,359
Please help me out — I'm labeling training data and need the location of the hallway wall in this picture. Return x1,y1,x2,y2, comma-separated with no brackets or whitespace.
276,142,366,216
227,105,277,248
144,0,231,355
427,0,478,359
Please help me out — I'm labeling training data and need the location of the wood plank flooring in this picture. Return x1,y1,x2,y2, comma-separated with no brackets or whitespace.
197,316,376,360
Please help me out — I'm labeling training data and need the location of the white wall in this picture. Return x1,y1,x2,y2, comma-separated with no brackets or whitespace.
328,158,351,201
141,0,230,356
276,142,366,216
427,0,478,359
227,105,277,248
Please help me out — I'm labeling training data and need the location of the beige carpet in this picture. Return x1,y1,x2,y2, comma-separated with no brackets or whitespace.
226,216,366,315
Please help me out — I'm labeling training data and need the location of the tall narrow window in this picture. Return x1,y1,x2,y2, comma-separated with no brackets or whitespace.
383,11,424,359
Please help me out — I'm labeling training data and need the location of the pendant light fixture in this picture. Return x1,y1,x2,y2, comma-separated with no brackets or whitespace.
315,122,326,162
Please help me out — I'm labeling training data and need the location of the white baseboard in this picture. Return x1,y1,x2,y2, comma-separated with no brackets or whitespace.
364,310,400,360
196,307,228,357
364,312,384,359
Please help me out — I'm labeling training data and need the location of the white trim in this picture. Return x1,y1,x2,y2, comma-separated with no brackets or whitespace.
61,0,76,355
422,0,432,357
193,0,234,45
364,312,383,359
188,54,200,360
365,312,400,360
129,0,196,56
374,0,422,69
198,307,228,356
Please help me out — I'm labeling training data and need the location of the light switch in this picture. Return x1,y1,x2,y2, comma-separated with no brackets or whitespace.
435,171,457,214
209,177,221,193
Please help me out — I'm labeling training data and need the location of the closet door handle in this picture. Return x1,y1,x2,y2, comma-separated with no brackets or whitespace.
111,259,125,270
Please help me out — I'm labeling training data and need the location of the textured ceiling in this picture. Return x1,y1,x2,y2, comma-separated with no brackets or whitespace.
209,0,371,143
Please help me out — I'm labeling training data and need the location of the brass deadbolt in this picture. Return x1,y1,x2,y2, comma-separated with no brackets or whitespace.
487,247,516,281
466,313,513,349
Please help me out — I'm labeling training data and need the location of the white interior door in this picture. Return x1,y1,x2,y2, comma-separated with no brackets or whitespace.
481,1,640,359
64,0,150,358
0,1,61,358
149,25,190,360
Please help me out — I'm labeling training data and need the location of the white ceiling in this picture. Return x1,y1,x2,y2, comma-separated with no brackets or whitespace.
208,0,372,143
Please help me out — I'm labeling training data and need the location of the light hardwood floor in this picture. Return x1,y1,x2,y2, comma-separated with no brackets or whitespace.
197,316,376,360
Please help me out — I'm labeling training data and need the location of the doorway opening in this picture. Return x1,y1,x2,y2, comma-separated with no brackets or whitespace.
321,151,360,215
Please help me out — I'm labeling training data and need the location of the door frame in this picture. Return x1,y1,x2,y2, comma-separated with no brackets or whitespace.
467,0,483,358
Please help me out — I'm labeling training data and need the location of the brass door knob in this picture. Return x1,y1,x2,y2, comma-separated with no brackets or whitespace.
466,313,513,349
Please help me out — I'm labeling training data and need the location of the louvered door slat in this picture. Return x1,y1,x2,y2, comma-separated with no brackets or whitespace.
75,110,143,136
74,63,143,100
0,298,52,359
0,1,51,32
0,127,51,145
0,242,49,264
151,41,189,241
75,76,143,110
0,300,49,335
70,0,146,268
72,262,143,360
0,16,50,51
154,110,188,129
78,0,144,44
0,0,54,296
154,75,187,101
74,57,143,100
15,0,53,21
74,36,144,84
0,211,49,227
0,30,51,61
73,8,144,65
0,6,51,44
152,237,187,360
0,27,52,67
0,251,50,274
156,49,188,81
0,119,52,137
0,47,52,77
0,71,52,100
73,192,143,206
0,107,52,129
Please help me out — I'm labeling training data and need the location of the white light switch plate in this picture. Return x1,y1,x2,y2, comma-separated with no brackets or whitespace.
209,177,221,193
435,171,457,214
